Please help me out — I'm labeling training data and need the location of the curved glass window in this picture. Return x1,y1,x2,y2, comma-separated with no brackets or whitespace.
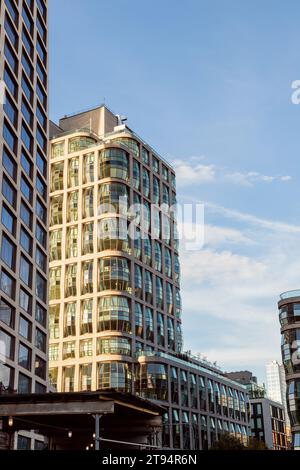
68,135,96,153
132,192,141,225
99,183,128,215
167,317,175,349
141,202,150,232
82,222,94,254
98,296,130,333
63,342,75,360
98,362,131,392
145,270,153,303
51,162,63,191
52,141,64,158
50,195,63,225
97,337,131,356
67,226,78,258
279,303,300,326
145,307,154,341
133,160,140,190
152,208,160,239
173,222,179,251
134,264,142,298
64,302,76,337
162,214,171,244
157,312,165,346
180,370,188,407
68,191,78,222
143,235,151,265
282,329,300,374
113,137,139,158
154,241,162,272
143,168,150,198
84,152,94,183
99,257,130,292
68,157,79,187
82,261,93,294
153,176,160,204
175,289,182,318
49,267,61,300
176,324,183,353
81,299,93,334
98,217,129,253
134,228,141,259
80,364,92,391
49,305,60,340
99,148,129,181
50,229,62,261
152,156,159,173
135,302,143,337
65,263,77,297
165,248,172,278
156,277,163,310
142,147,149,164
162,185,169,205
136,363,167,401
174,255,180,282
84,187,94,218
162,165,168,181
166,283,173,314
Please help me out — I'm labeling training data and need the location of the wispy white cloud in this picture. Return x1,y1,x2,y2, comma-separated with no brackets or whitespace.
172,158,292,188
205,202,300,233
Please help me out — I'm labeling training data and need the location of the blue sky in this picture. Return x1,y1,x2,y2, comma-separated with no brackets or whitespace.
49,0,300,382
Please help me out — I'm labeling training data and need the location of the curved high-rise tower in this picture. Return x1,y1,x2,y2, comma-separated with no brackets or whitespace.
278,290,300,450
49,105,250,449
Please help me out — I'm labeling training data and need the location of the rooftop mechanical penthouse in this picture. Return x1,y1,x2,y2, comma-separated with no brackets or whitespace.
48,105,250,449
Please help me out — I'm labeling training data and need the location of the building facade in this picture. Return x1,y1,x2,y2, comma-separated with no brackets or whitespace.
226,370,288,449
250,397,288,450
266,360,291,436
0,0,49,449
48,105,250,449
278,289,300,450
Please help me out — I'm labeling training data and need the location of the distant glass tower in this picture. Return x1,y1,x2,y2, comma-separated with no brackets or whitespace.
278,290,300,450
49,105,250,449
0,0,49,450
266,360,291,438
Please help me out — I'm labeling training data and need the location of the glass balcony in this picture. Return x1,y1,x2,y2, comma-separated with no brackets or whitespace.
280,290,300,300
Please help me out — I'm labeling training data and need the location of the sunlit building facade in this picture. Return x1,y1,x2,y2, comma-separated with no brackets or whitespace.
49,105,250,449
0,0,49,450
278,290,300,450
